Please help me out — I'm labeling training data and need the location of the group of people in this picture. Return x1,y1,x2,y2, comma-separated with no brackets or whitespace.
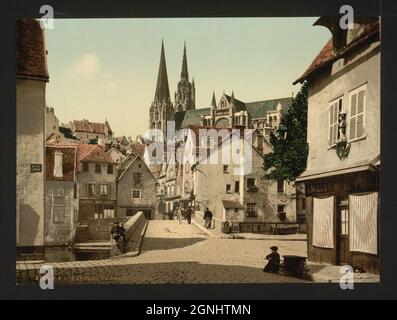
172,205,213,229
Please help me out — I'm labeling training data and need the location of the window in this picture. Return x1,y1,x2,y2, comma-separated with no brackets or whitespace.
247,203,257,217
132,189,141,199
235,181,240,193
82,162,89,172
226,184,231,194
53,206,65,223
302,198,306,210
329,97,343,147
104,205,115,218
133,172,143,183
349,84,367,141
107,164,113,174
223,165,229,174
88,184,96,197
95,164,101,174
278,205,286,214
99,184,108,196
247,178,256,188
277,180,284,193
341,209,349,235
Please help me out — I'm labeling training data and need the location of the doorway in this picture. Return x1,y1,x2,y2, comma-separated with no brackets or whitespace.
337,196,350,265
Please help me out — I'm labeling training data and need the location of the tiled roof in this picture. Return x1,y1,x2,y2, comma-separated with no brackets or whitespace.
16,19,49,81
293,19,380,84
224,94,246,112
76,144,114,170
246,97,292,119
72,120,112,134
177,108,211,129
130,142,146,157
46,145,77,181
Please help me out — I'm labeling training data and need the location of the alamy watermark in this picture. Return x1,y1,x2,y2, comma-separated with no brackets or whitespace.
39,5,54,30
339,265,354,290
39,265,54,290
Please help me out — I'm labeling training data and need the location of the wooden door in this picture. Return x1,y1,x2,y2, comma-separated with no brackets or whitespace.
338,197,350,265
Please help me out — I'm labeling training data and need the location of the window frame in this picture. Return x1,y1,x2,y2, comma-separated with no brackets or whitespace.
348,83,367,143
132,189,142,199
95,163,102,174
328,96,344,148
107,164,114,174
82,162,89,172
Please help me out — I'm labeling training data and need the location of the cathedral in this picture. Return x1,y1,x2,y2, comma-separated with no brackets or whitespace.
148,40,292,142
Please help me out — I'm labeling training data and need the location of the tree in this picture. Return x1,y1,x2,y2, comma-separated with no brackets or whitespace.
264,82,308,182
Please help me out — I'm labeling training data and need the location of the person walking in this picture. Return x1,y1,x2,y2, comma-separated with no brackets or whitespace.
185,206,193,224
203,208,213,229
176,205,183,224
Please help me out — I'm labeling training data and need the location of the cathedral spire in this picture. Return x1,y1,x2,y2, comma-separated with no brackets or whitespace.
181,41,189,80
211,91,217,107
154,40,170,103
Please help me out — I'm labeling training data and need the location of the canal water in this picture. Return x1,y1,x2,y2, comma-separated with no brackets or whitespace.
43,246,111,263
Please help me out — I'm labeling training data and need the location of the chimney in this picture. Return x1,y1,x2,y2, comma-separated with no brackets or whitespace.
54,151,63,178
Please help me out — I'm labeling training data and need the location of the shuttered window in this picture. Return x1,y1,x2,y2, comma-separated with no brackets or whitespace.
328,98,342,147
349,84,367,141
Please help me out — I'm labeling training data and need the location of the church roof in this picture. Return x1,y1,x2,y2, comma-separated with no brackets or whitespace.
224,94,247,112
154,40,171,102
175,108,211,130
180,42,189,80
246,97,292,119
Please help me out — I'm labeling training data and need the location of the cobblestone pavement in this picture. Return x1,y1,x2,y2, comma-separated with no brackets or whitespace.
17,220,308,284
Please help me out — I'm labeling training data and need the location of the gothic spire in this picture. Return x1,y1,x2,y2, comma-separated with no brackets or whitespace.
154,40,170,103
211,91,217,107
180,41,189,80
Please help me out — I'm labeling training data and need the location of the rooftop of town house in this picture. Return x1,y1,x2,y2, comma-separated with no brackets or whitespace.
293,18,380,85
46,145,77,182
76,144,115,169
16,19,49,81
72,119,113,135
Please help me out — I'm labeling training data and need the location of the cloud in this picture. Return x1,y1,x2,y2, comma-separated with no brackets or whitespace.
68,52,100,78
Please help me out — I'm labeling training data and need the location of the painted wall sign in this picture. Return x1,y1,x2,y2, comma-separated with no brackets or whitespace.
30,163,42,173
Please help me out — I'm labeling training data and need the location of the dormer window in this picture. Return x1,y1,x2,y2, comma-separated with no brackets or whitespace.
54,151,63,178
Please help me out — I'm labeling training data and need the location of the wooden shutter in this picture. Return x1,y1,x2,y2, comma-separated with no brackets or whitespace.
329,100,339,146
349,85,366,141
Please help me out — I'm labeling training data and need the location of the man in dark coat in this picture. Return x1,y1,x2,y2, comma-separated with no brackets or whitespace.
185,206,193,224
263,246,281,274
203,208,213,229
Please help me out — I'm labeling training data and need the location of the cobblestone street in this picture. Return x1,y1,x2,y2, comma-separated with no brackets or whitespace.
17,220,308,284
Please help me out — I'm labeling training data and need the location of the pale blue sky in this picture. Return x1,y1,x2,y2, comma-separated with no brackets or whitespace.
45,18,330,138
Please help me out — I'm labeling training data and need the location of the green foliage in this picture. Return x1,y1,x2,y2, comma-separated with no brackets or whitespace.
264,82,309,182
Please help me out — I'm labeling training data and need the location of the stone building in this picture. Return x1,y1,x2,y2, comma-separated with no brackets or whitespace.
16,19,49,256
192,130,297,233
76,144,117,225
71,119,113,144
45,145,78,245
117,155,157,219
46,107,61,142
295,17,380,273
149,41,175,141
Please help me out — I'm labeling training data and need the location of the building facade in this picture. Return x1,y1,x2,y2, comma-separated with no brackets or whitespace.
71,119,113,144
45,145,78,245
16,19,49,256
76,144,117,225
117,155,157,219
295,17,380,273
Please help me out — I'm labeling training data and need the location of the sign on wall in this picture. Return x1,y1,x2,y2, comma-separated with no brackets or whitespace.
30,164,43,173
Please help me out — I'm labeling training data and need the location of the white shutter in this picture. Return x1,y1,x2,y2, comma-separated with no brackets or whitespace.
328,100,339,146
349,192,378,255
313,196,335,249
349,84,366,141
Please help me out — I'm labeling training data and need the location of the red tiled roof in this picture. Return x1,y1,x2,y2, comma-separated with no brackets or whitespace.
46,145,77,181
130,142,146,157
72,120,112,134
16,19,49,81
76,144,114,170
293,20,380,84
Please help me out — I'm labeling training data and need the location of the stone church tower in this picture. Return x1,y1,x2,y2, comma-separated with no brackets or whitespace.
149,41,175,141
174,42,195,112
